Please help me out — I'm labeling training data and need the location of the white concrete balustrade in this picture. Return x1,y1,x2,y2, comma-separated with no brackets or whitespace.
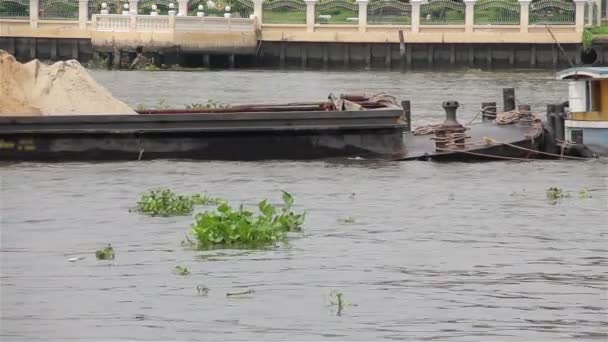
92,14,256,33
0,0,597,44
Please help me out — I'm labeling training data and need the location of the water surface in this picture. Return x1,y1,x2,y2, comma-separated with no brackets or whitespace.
1,70,606,341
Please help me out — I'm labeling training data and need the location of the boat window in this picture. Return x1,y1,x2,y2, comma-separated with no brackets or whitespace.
569,81,586,112
587,80,602,112
571,129,583,144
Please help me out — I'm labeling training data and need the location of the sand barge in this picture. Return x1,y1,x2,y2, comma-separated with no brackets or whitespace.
0,50,135,116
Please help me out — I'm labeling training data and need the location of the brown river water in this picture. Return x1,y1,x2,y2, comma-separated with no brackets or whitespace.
1,70,607,341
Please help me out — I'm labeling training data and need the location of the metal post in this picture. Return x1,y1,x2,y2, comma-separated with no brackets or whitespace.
401,100,411,131
503,88,515,111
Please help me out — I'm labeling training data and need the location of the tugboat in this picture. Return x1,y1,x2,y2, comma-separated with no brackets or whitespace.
557,67,608,157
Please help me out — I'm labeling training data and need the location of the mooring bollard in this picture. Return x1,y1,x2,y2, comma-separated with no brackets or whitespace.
503,88,515,112
401,100,411,132
435,101,466,151
481,101,497,122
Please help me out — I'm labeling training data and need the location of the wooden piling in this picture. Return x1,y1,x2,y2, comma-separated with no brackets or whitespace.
401,100,411,131
503,88,515,112
279,42,286,69
322,44,329,69
29,38,36,59
468,45,474,66
50,39,58,60
343,44,349,68
450,44,455,66
229,53,235,69
71,40,79,60
301,45,307,69
385,44,391,69
203,54,210,68
530,45,536,67
365,44,371,70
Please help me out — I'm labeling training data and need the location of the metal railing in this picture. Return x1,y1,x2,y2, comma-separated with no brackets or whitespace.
367,0,412,25
315,0,358,25
0,0,29,18
529,0,575,24
420,0,466,25
474,0,520,24
263,0,306,24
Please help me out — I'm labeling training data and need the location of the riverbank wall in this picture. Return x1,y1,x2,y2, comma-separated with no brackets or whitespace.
0,36,605,69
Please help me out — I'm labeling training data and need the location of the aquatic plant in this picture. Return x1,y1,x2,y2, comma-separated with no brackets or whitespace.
95,244,115,260
196,285,209,296
136,189,223,217
338,216,355,224
579,189,592,199
546,187,570,201
174,265,190,276
190,191,305,250
190,193,225,206
329,290,355,316
137,189,196,216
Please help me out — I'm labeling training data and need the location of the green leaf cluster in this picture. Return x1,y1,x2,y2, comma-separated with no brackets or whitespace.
136,189,223,217
95,244,115,260
174,265,191,276
191,191,305,250
546,187,571,201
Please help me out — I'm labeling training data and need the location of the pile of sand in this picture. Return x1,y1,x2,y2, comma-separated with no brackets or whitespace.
0,50,136,116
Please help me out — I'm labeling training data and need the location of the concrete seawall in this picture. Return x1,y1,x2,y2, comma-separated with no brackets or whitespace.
0,36,603,70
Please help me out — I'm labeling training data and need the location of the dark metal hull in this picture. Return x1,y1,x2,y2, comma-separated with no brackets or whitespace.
398,121,545,162
0,110,407,161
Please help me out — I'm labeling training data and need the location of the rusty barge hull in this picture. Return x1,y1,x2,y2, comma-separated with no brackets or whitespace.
0,110,407,161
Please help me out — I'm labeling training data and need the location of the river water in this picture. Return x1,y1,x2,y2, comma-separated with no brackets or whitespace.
1,70,607,341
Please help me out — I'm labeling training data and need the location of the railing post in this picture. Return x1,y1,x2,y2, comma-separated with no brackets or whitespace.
253,0,264,29
178,0,188,16
518,0,530,33
130,13,137,30
129,0,138,14
356,0,368,33
410,0,423,33
29,0,38,28
169,10,176,31
79,0,88,29
574,0,586,32
464,0,475,32
304,0,318,32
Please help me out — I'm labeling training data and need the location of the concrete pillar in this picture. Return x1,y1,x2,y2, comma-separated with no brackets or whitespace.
29,0,38,28
129,0,139,14
253,0,264,29
410,0,423,33
587,0,593,26
575,0,587,32
464,0,475,33
518,0,531,33
596,0,601,25
356,0,368,33
79,0,88,29
178,0,188,16
304,0,318,32
168,10,176,30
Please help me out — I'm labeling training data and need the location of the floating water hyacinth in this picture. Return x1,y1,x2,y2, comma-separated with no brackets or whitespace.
95,244,115,260
190,191,305,250
136,188,223,217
